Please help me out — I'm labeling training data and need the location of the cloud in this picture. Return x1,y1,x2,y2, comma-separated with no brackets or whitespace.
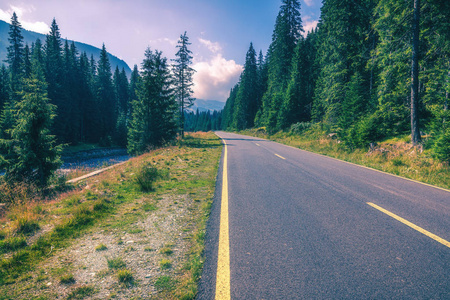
0,5,50,34
198,38,222,54
302,16,318,37
193,54,242,101
303,0,315,7
149,37,178,47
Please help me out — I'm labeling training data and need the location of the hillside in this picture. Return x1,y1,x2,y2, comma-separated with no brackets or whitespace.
0,20,131,76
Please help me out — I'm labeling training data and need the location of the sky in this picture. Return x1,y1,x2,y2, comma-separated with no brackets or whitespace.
0,0,321,101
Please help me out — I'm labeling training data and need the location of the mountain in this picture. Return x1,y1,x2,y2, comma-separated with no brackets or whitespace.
0,20,131,76
189,99,225,113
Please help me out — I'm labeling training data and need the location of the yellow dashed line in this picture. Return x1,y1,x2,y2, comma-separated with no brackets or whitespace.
216,139,230,300
275,153,286,160
367,202,450,248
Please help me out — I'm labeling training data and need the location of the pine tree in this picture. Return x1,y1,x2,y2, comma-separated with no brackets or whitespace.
45,19,67,141
128,49,176,154
312,0,374,128
6,12,24,96
0,50,61,187
172,32,195,138
96,44,116,143
221,84,239,130
232,43,259,130
258,0,303,131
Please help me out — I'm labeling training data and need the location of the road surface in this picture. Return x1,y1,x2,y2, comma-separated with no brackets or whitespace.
197,131,449,299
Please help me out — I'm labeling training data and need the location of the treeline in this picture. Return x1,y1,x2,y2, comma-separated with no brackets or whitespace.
222,0,450,161
0,13,195,187
184,109,222,132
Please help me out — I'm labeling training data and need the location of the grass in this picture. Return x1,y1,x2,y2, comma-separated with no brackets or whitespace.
241,128,450,190
0,237,27,254
107,257,126,270
95,243,107,251
59,273,76,284
159,259,172,269
117,268,133,285
66,285,96,299
0,132,222,299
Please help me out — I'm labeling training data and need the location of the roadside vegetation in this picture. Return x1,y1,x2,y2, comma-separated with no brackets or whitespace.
241,126,450,190
0,132,222,300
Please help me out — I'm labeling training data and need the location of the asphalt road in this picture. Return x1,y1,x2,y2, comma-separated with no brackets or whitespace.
197,131,450,299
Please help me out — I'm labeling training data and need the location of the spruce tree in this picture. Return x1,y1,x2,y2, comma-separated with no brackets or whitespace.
232,43,258,130
258,0,303,131
172,32,195,138
0,50,61,187
96,44,116,143
6,12,24,95
128,49,176,154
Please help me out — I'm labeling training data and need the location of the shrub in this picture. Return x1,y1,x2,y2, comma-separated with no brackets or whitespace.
290,122,312,135
67,286,95,299
431,128,450,163
134,163,167,192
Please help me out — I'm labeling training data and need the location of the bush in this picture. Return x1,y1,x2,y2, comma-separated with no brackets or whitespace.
431,128,450,162
134,163,167,192
60,273,76,284
290,122,312,135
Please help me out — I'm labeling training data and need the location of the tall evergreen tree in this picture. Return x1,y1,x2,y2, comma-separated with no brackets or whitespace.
232,43,259,130
6,12,24,96
96,44,116,143
257,0,303,131
0,48,61,187
312,0,374,128
172,31,195,138
128,49,176,154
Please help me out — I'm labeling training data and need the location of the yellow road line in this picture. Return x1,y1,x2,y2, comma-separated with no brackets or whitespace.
275,153,286,160
216,139,231,300
367,202,450,248
255,143,261,146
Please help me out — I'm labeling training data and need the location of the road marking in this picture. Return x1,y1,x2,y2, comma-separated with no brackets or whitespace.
216,139,230,300
255,143,261,146
367,202,450,248
275,153,286,160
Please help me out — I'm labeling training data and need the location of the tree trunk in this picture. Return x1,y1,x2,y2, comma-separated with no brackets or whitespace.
411,0,421,145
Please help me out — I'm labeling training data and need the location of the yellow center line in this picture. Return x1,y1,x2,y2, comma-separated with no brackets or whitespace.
255,143,261,146
275,153,286,160
216,139,230,300
367,202,450,248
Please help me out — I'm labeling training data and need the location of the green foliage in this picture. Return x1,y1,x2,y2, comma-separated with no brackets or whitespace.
59,273,76,284
290,122,312,135
159,259,172,269
154,275,176,291
128,48,177,154
117,269,133,285
134,163,167,192
172,32,195,137
95,243,107,251
66,286,96,299
14,217,40,236
431,127,450,162
107,257,126,270
0,237,27,254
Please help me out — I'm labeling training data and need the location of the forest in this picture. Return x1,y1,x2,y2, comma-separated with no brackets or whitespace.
221,0,449,162
0,13,195,187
